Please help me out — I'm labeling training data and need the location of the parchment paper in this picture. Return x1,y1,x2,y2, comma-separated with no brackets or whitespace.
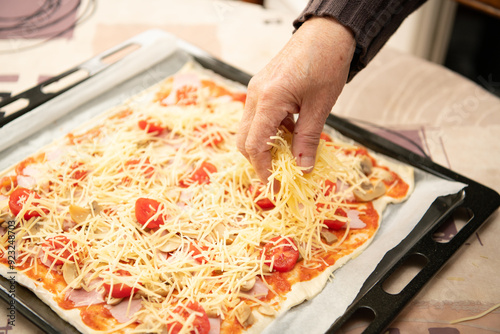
0,31,467,333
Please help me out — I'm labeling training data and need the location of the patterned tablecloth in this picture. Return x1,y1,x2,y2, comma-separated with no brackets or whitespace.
0,1,499,333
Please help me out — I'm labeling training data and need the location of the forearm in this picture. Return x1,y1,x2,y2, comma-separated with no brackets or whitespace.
294,0,427,81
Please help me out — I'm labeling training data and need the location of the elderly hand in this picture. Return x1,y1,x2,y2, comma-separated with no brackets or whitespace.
237,17,356,184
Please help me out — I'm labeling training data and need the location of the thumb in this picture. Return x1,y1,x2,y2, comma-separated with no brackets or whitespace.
291,103,331,173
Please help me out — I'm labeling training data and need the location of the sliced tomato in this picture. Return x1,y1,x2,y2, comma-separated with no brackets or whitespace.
249,183,275,210
324,179,337,196
189,243,208,264
320,132,333,142
179,162,217,187
42,236,76,266
167,301,210,334
102,270,140,298
138,119,166,134
70,162,87,185
261,237,299,272
231,92,247,103
321,207,347,230
9,187,47,220
135,198,165,229
0,176,17,192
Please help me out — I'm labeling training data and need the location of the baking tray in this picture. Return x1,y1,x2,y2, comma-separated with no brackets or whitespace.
0,32,499,334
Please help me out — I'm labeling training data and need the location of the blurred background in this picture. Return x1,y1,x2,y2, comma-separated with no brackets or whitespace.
257,0,500,97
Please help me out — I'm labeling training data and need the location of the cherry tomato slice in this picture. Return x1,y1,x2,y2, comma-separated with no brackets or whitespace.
323,207,347,230
189,243,208,264
167,301,210,334
135,198,164,229
324,179,337,196
261,237,299,272
102,270,140,298
70,162,87,185
138,119,166,134
180,162,217,187
9,187,47,220
249,183,275,210
42,236,76,266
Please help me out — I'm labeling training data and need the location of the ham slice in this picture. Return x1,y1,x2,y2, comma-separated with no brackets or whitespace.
208,317,221,334
17,175,37,189
66,288,105,307
106,298,143,323
245,277,269,299
347,210,366,229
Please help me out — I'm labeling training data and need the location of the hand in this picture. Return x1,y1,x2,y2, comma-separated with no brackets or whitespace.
237,17,356,184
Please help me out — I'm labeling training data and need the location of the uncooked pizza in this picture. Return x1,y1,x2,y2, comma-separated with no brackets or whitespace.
0,62,413,334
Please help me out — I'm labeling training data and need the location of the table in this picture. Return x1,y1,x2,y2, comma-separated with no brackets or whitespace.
1,1,499,333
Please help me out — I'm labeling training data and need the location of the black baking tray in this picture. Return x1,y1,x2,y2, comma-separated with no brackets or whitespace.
0,37,499,334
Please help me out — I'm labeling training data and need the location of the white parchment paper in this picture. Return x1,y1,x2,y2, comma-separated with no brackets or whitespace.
263,169,465,334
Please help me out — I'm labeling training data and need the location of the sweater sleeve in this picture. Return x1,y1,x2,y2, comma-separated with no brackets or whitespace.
293,0,426,81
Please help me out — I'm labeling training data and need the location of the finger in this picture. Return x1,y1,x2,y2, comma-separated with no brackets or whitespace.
236,83,259,160
292,101,332,173
246,101,290,183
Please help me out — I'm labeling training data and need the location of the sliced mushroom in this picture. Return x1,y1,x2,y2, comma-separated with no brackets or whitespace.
30,222,42,235
353,181,386,202
212,223,235,245
360,155,373,175
261,264,272,273
0,213,13,226
144,282,170,297
106,297,123,305
373,167,395,182
205,307,220,318
227,297,241,308
62,262,82,289
69,204,91,224
90,200,102,214
320,230,338,245
240,276,256,292
158,235,182,253
258,304,276,316
235,302,255,328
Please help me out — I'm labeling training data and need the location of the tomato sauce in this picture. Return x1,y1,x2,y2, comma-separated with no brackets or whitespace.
384,172,410,199
81,304,114,330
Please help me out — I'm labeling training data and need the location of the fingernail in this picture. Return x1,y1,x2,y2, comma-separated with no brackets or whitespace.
299,156,315,173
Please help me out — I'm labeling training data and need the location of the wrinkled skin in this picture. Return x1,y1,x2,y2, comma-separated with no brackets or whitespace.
237,17,356,184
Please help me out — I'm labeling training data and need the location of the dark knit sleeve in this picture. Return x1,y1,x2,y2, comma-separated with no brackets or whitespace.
293,0,426,81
